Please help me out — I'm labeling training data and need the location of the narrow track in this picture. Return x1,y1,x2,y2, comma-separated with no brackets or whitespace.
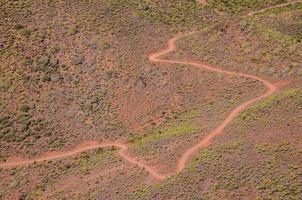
5,0,300,179
0,33,278,180
247,0,302,16
0,141,167,180
148,34,277,172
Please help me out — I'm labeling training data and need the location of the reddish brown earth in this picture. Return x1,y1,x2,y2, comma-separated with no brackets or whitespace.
247,0,302,16
197,0,208,5
1,1,301,199
0,32,280,181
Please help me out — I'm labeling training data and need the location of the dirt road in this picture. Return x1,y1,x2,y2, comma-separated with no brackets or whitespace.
247,0,302,16
0,32,279,180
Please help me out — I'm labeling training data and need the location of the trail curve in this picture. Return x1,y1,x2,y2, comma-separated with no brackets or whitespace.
247,0,302,16
0,141,167,180
0,33,278,180
148,33,277,171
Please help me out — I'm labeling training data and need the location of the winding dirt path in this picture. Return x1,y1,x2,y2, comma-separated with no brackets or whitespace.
148,33,277,172
0,141,167,180
247,0,302,16
0,33,278,180
5,0,300,178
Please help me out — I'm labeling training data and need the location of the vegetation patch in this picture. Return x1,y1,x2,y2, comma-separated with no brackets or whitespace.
131,123,198,147
0,148,118,199
129,140,301,199
128,109,203,147
238,87,302,123
134,0,207,26
206,0,287,14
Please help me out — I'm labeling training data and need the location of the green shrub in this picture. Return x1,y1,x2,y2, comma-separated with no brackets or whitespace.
14,24,24,30
20,104,30,112
42,74,51,82
22,58,33,66
68,26,79,35
19,28,31,37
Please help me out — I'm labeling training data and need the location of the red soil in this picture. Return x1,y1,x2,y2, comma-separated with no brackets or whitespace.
0,33,278,181
247,0,302,16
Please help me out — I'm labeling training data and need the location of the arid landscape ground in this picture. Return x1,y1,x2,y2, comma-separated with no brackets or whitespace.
0,0,301,199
